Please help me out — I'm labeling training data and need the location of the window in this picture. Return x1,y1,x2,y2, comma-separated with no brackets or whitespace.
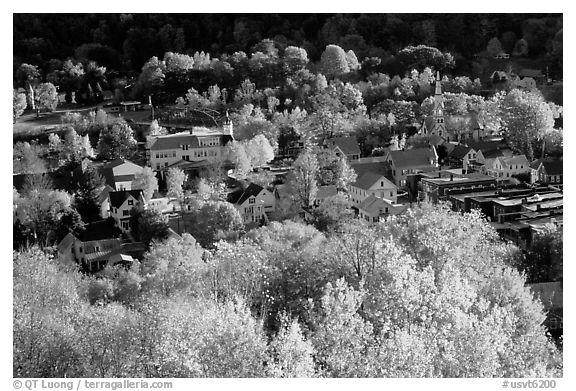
123,210,130,216
164,162,168,167
381,181,384,187
156,164,160,170
173,151,177,157
155,153,159,158
390,191,393,197
79,247,83,253
249,198,256,204
128,200,133,206
385,207,389,213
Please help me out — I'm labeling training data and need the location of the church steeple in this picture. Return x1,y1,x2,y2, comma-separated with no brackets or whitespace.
431,71,446,137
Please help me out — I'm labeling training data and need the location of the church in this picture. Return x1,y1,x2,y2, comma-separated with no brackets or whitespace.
418,72,490,144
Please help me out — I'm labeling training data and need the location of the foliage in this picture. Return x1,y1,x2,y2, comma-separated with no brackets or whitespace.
244,134,275,168
75,165,105,223
96,120,137,160
166,167,187,200
33,83,58,115
320,44,350,79
227,141,252,177
131,167,158,202
395,45,455,71
186,201,244,248
129,208,170,249
516,224,562,283
286,149,319,208
13,89,27,122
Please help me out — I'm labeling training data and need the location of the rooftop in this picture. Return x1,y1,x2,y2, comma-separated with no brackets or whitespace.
325,136,361,156
351,172,396,190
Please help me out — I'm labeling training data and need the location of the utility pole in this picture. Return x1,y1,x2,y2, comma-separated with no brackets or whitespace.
149,95,154,121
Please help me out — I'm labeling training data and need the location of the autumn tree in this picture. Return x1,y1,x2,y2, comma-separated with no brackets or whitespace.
97,120,137,159
187,201,244,248
131,167,158,201
33,83,58,117
75,165,105,222
320,44,350,79
13,89,27,122
395,45,455,72
227,141,252,177
499,89,554,160
166,167,187,200
129,208,170,249
286,148,319,209
244,134,275,168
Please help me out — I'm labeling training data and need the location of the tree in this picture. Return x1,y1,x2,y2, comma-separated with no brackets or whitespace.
75,165,105,222
13,142,47,174
286,149,319,209
139,233,208,297
48,133,62,154
187,201,244,248
60,128,85,162
227,141,252,177
517,224,563,283
129,208,170,248
80,135,95,158
166,167,187,200
396,45,455,72
267,316,316,377
13,89,27,123
513,38,529,56
486,37,504,56
131,167,158,201
309,194,354,232
500,89,554,160
283,46,309,76
245,134,275,168
320,44,350,79
97,120,137,159
33,83,58,117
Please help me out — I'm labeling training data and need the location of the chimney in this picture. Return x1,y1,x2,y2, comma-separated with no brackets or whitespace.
450,174,454,181
521,197,527,204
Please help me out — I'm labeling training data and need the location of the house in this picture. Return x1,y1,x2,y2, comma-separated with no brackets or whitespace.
530,159,563,185
490,70,510,84
419,173,497,204
484,154,530,180
324,136,361,161
357,195,408,223
108,190,146,232
232,183,275,224
384,148,438,188
147,121,234,171
348,172,398,206
313,185,338,207
518,69,545,84
493,52,510,59
99,158,149,191
97,184,115,219
446,145,477,170
56,220,127,273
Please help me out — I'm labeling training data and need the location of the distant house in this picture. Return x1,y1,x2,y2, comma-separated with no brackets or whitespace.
97,184,116,219
384,148,439,188
313,185,338,207
518,69,545,84
446,145,477,171
108,190,146,232
490,70,510,84
324,136,361,161
231,183,275,224
357,195,408,223
493,52,510,59
348,172,398,205
530,159,563,185
56,220,129,273
99,158,149,191
484,154,530,179
465,140,513,165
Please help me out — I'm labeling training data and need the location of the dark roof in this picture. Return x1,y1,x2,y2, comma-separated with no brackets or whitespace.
350,161,392,178
358,195,392,215
352,172,396,190
541,159,563,176
326,136,361,156
428,134,445,146
530,159,543,170
77,220,123,242
466,140,509,152
236,183,265,205
316,185,338,199
57,232,76,253
387,148,435,168
448,145,472,160
97,185,115,204
102,158,127,169
422,116,434,131
108,190,143,208
150,132,233,151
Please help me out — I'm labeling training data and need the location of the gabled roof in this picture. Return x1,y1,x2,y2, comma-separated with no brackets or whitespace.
57,232,76,253
448,145,473,160
109,190,143,208
358,195,392,215
530,159,543,170
236,183,265,205
102,158,128,169
97,184,115,204
387,148,436,168
422,116,435,131
500,154,529,167
352,172,396,191
466,140,509,152
77,220,123,242
316,185,338,199
150,131,233,151
325,136,361,156
428,134,445,146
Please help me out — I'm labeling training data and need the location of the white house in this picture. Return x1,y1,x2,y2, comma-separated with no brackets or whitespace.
484,154,530,179
148,121,234,171
108,190,146,232
233,183,275,224
357,195,408,223
99,158,149,191
348,172,398,205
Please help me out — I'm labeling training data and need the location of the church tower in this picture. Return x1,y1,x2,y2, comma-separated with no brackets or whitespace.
430,71,446,137
222,110,234,140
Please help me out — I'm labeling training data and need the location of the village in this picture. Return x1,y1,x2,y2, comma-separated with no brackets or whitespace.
12,13,563,379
